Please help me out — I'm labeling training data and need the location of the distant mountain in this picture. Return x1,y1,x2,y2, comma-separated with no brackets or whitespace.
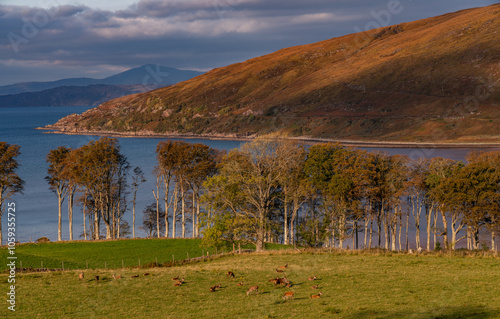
0,65,203,95
47,5,500,143
0,84,155,107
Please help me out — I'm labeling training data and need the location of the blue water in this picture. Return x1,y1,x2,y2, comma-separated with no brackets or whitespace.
0,106,498,244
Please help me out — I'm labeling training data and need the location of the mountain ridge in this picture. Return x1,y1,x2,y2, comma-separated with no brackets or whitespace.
0,65,203,95
46,5,500,143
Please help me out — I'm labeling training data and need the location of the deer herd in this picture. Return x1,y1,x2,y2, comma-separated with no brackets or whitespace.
78,262,323,301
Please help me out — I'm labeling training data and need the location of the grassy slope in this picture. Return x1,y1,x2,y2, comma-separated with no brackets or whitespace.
0,239,287,271
1,251,499,318
48,4,500,142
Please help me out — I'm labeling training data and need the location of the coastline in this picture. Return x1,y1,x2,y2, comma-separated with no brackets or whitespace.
36,127,500,149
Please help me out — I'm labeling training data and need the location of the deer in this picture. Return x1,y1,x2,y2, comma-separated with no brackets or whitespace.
95,275,99,282
174,278,184,286
112,274,122,279
282,291,295,300
226,271,235,278
143,273,150,276
307,275,317,281
310,292,323,299
277,263,288,270
210,284,221,292
131,275,140,278
172,276,180,281
246,285,259,295
276,268,284,273
78,272,84,280
311,285,319,289
237,281,244,286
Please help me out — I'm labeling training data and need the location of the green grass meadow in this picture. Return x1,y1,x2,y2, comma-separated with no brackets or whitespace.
1,240,500,318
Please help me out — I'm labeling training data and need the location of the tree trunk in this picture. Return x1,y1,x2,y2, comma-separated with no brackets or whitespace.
94,205,99,240
369,218,373,249
181,183,186,238
68,190,74,241
172,185,179,238
440,207,448,250
426,206,432,251
256,208,265,251
132,192,137,238
192,191,196,238
491,230,496,252
405,209,409,250
58,191,63,241
83,196,87,240
284,192,289,245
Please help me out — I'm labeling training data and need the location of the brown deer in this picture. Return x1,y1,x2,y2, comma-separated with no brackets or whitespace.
237,282,244,286
310,292,323,299
307,275,317,281
78,272,84,280
311,285,319,289
143,273,150,276
210,284,221,292
95,275,99,282
226,271,235,278
112,274,122,279
277,263,288,270
131,275,140,278
174,278,184,286
282,291,295,300
276,268,284,273
246,285,259,295
172,276,180,280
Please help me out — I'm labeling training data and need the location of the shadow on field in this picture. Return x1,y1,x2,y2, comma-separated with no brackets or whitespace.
338,306,500,319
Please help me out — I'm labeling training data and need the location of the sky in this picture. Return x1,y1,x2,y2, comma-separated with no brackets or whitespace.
0,0,497,86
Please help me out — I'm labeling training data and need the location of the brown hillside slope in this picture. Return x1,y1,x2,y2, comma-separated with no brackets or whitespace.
47,4,500,143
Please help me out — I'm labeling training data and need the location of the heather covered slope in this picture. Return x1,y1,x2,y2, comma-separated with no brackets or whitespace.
47,5,500,143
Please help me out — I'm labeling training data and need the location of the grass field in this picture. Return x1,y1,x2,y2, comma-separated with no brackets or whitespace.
0,238,288,271
1,243,500,318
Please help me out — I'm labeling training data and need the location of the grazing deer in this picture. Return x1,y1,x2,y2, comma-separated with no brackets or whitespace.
226,271,235,278
172,276,180,280
131,275,139,278
281,275,290,285
282,291,295,300
277,263,288,270
174,278,184,286
310,292,323,299
210,284,221,292
237,281,244,286
276,268,284,273
78,272,84,280
95,275,99,282
246,285,258,296
112,274,122,279
143,273,150,276
307,275,317,281
311,285,319,289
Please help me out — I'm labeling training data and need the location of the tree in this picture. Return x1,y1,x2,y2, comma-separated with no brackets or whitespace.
203,136,286,251
70,137,130,240
131,166,146,238
141,202,165,237
45,146,72,241
0,142,24,245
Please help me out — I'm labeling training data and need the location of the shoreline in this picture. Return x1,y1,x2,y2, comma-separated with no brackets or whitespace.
36,127,500,149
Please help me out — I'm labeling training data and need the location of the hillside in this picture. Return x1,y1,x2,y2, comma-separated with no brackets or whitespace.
46,5,500,143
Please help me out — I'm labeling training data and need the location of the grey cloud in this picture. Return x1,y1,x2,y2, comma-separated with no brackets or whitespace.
0,0,498,86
